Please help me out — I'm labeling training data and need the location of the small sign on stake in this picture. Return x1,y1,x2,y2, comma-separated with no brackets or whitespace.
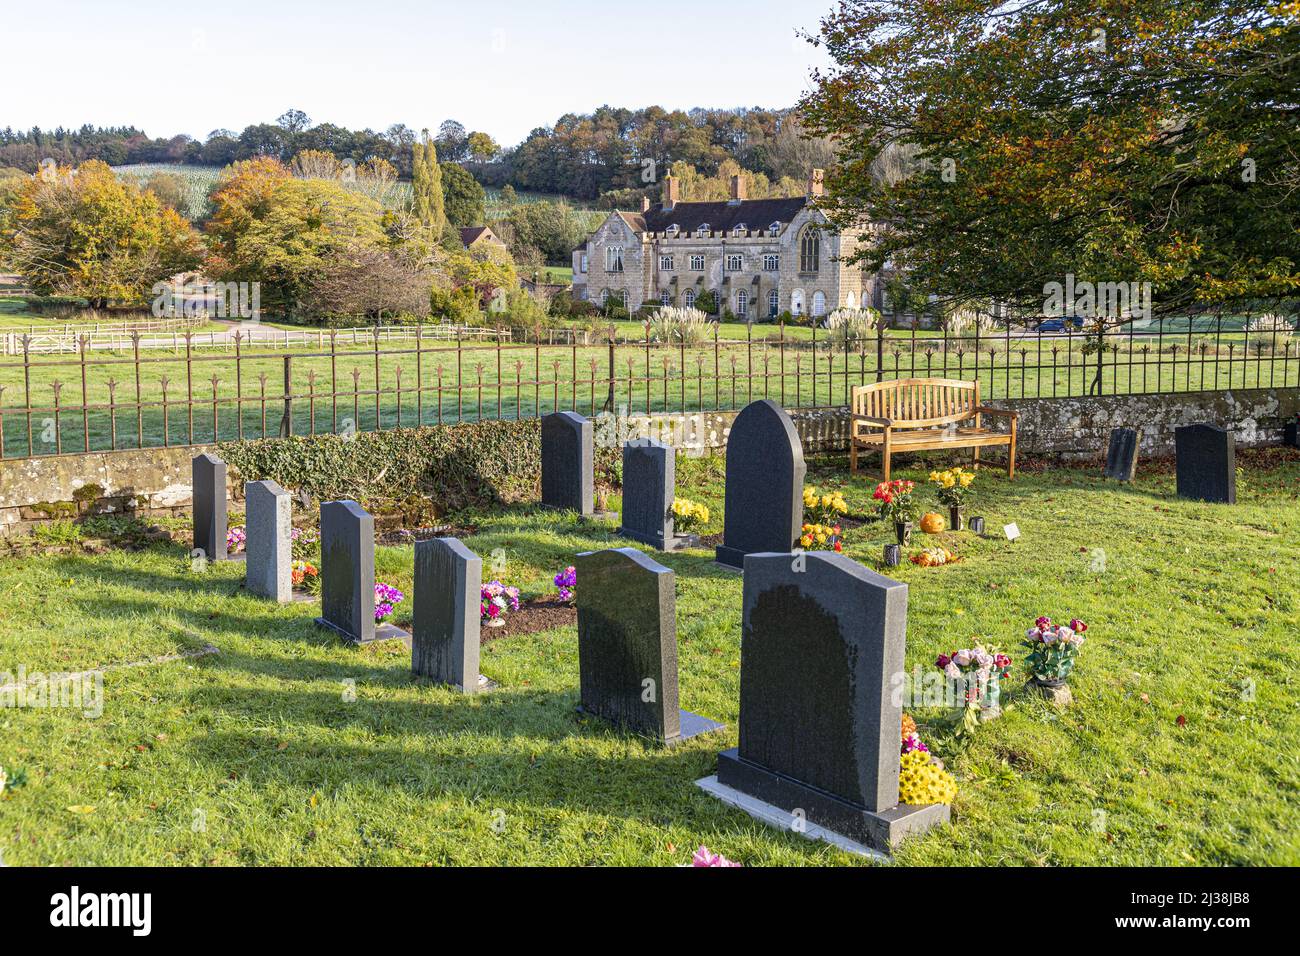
1003,522,1020,542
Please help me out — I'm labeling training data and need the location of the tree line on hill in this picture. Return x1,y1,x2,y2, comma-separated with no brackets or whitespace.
0,106,835,206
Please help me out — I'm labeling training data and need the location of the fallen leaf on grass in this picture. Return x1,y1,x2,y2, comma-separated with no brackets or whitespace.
66,805,96,814
1176,714,1188,727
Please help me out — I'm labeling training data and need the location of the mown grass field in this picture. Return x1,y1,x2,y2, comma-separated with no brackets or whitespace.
2,301,1293,458
1,449,1297,866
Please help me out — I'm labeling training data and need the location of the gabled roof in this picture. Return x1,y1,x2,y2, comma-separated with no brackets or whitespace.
641,197,809,235
460,226,496,246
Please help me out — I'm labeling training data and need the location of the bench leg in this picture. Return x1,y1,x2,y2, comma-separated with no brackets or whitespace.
972,446,980,469
850,440,858,475
1008,431,1017,479
882,445,891,482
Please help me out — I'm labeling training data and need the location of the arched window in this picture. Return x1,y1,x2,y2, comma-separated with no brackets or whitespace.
791,289,805,316
659,290,671,306
735,290,748,318
600,289,610,306
845,290,857,309
768,289,780,317
684,289,696,308
799,228,820,273
812,290,827,317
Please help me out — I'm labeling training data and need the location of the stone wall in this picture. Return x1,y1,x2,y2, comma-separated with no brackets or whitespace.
0,388,1292,535
0,444,217,536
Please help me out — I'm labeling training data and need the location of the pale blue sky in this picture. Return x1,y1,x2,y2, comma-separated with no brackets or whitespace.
5,0,835,146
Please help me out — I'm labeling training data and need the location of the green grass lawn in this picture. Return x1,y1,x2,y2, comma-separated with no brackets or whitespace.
1,449,1297,866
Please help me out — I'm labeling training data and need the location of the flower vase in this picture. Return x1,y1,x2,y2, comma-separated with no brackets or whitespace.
981,674,1003,721
895,520,912,546
949,506,964,531
883,544,902,567
1031,675,1073,706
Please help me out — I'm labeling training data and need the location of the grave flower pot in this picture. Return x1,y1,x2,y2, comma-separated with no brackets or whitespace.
894,520,913,546
883,544,902,567
948,506,964,531
969,516,986,535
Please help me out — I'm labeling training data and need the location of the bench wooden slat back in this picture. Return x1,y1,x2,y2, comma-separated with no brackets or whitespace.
853,378,981,429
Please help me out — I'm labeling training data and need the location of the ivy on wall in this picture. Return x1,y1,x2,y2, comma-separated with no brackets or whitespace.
218,420,620,513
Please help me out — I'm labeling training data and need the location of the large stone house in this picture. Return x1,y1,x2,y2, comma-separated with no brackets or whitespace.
572,170,875,320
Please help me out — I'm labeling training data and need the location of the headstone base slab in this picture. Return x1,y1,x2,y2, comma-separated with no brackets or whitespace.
578,705,725,747
714,748,949,853
221,552,247,563
713,546,748,569
695,775,887,861
580,510,619,524
291,591,316,604
618,529,701,552
315,618,409,645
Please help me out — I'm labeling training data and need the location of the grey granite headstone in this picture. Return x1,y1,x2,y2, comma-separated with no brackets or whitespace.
1175,423,1236,503
412,538,485,692
315,500,376,643
576,547,723,746
245,480,291,602
1103,427,1140,481
708,551,949,853
541,411,593,515
715,399,806,569
619,439,697,551
192,453,229,562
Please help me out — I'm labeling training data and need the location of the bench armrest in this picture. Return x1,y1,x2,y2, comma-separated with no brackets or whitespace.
852,415,892,427
975,406,1018,421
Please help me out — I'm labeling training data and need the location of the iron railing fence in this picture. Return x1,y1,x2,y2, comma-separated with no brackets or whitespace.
0,320,1294,459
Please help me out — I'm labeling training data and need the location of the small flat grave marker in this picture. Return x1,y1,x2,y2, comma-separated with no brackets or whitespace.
1003,522,1020,541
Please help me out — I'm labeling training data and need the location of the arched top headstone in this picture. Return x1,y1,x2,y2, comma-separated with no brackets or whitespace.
715,400,806,568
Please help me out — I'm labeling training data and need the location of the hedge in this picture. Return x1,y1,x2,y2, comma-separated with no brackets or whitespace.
218,419,620,513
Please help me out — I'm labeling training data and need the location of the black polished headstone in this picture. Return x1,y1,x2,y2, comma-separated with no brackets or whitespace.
192,453,229,562
619,439,694,550
315,500,376,643
715,400,806,569
576,547,722,746
711,551,948,852
541,411,593,515
1103,427,1141,481
412,538,484,692
1175,423,1236,504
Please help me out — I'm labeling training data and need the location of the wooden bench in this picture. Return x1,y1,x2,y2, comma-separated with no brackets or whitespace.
849,378,1018,480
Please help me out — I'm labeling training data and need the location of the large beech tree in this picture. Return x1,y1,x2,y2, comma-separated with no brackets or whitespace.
800,0,1300,317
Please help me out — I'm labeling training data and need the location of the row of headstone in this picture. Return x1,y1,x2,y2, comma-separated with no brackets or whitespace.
700,550,950,855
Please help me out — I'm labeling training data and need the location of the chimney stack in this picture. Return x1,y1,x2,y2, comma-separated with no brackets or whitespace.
641,195,650,213
729,174,747,203
807,168,825,198
663,174,679,210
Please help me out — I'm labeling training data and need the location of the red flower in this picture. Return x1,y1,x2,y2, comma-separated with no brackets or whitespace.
935,654,951,668
833,540,843,552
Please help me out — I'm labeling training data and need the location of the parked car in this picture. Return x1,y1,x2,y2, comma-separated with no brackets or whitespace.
1036,316,1086,332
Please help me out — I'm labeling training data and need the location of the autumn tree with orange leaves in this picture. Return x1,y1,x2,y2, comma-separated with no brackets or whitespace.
801,0,1299,320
